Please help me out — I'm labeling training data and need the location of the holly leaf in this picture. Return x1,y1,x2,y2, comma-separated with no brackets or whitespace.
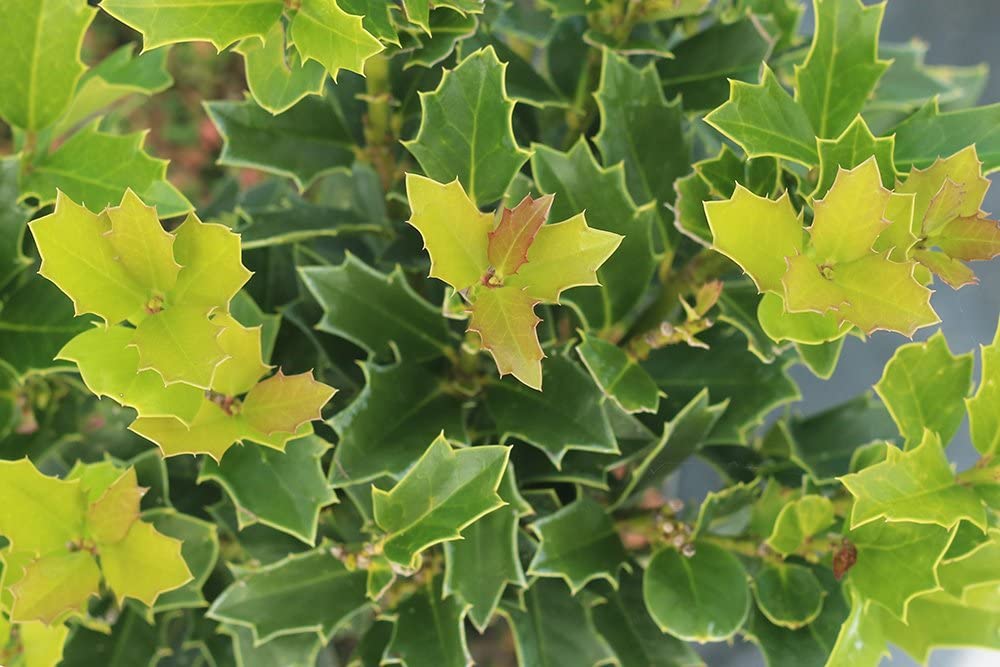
0,459,87,554
485,355,618,466
383,576,471,667
237,21,326,115
290,0,383,79
21,124,191,217
211,313,271,397
892,99,1000,173
58,325,204,424
501,578,616,667
29,193,147,324
404,173,492,291
300,253,454,362
846,519,953,620
403,47,531,206
704,186,803,293
131,305,227,389
643,542,751,642
645,328,800,444
98,519,192,607
170,213,252,311
531,140,654,330
756,291,852,345
100,0,284,50
813,116,896,198
468,286,544,389
143,509,219,612
222,625,324,667
0,0,96,130
794,0,890,138
968,318,1000,456
765,495,834,556
104,189,181,295
207,547,368,643
808,159,891,265
9,552,101,624
53,44,173,136
372,435,509,568
782,252,938,337
527,496,627,593
12,620,70,667
594,49,687,212
874,331,973,445
750,562,825,629
205,93,357,191
576,332,660,414
839,431,987,530
589,569,704,667
704,66,818,166
199,436,336,544
443,464,529,632
241,370,335,436
488,194,553,278
329,361,466,486
86,467,144,545
505,212,622,304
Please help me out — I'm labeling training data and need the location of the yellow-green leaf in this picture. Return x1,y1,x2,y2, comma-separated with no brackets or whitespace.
968,317,1000,457
809,158,891,265
170,213,253,311
289,0,384,79
405,173,492,290
104,189,180,295
10,552,100,624
241,370,336,436
211,313,271,397
131,305,227,388
99,520,192,607
0,459,87,555
86,468,144,545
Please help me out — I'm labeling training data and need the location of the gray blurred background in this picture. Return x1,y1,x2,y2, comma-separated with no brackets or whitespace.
685,1,1000,665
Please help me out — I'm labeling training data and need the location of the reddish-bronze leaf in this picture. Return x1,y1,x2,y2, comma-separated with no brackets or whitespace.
487,194,554,279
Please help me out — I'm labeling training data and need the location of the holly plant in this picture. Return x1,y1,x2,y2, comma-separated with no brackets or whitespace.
0,0,999,666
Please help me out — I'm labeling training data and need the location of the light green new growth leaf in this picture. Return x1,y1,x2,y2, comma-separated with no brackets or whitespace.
704,67,818,166
839,432,987,530
58,325,203,423
468,287,543,390
896,145,989,229
241,370,336,435
207,547,368,644
101,0,284,50
488,194,553,279
144,509,219,612
98,520,192,607
874,332,973,445
10,552,101,624
809,158,891,265
29,193,146,323
705,186,803,293
968,318,1000,456
823,588,888,667
372,435,509,568
757,291,851,345
0,0,96,130
237,21,327,115
105,189,181,294
21,125,191,217
783,251,938,337
131,305,227,388
290,0,384,79
766,495,834,556
171,213,252,310
813,116,896,199
86,467,144,545
211,313,271,397
847,519,953,620
505,212,622,303
0,459,87,554
405,173,492,290
643,542,750,642
16,620,70,667
794,0,890,138
527,496,627,593
873,192,918,261
403,47,531,206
